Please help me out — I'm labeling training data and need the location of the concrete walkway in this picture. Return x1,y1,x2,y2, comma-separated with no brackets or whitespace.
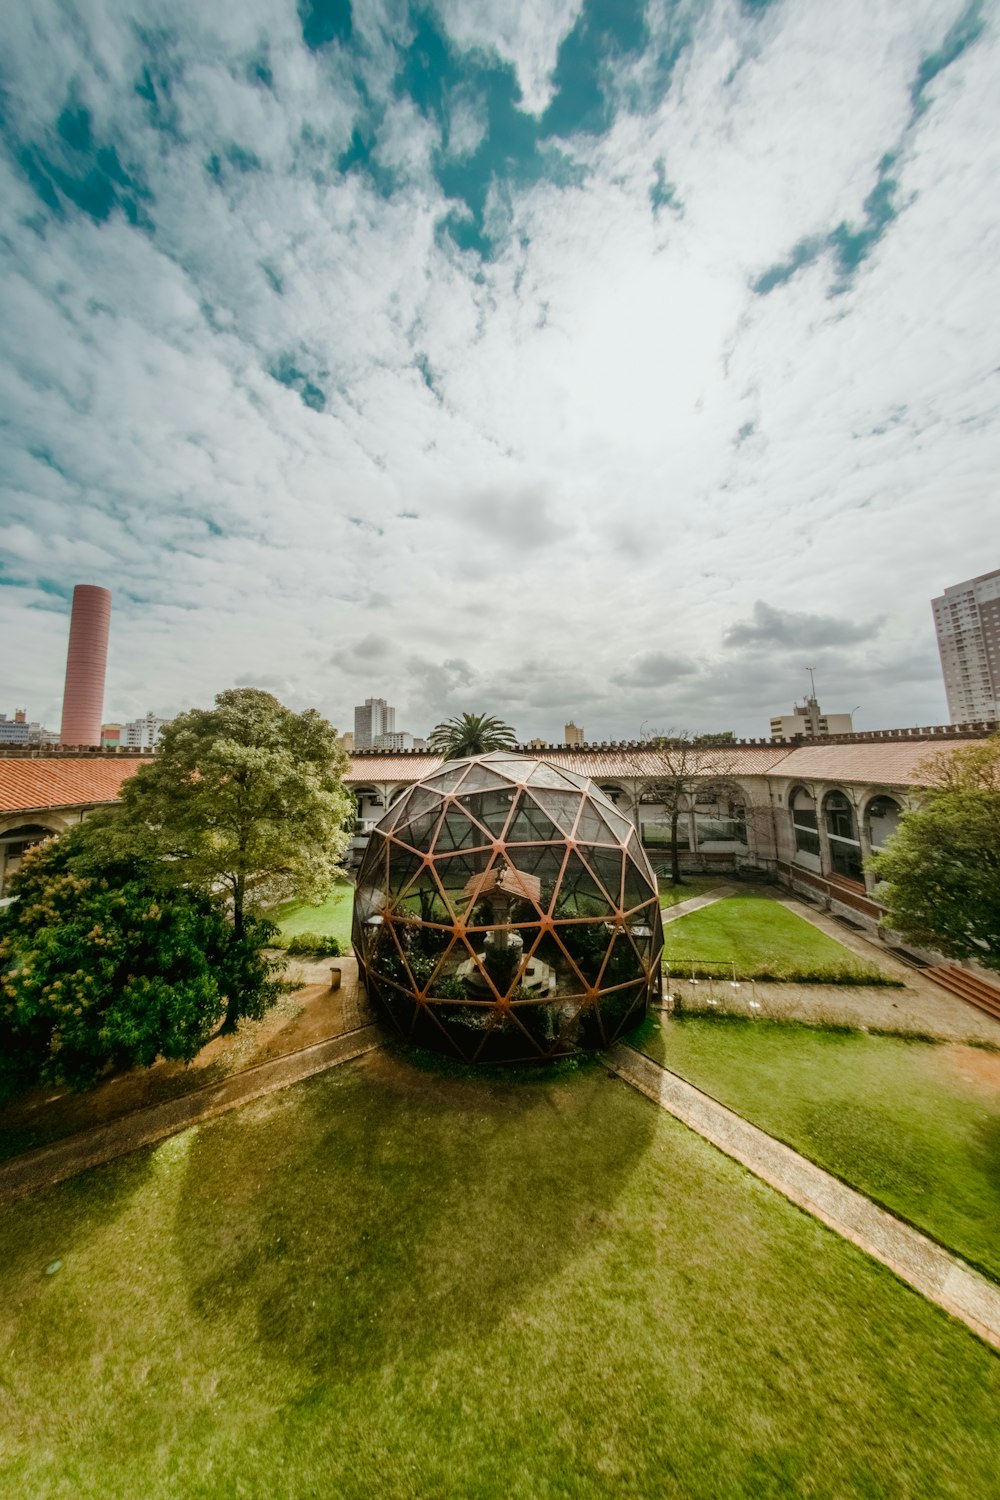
0,1023,385,1207
661,885,736,923
607,1043,1000,1353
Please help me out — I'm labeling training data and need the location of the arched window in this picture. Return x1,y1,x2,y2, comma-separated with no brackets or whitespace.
0,823,59,895
694,781,747,848
824,791,863,881
867,795,902,851
789,787,820,857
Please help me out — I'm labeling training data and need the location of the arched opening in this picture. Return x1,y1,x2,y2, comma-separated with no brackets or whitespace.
789,786,820,860
867,794,902,851
0,823,60,896
692,780,747,850
824,791,863,881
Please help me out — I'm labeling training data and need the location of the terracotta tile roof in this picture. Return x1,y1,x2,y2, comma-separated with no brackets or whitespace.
764,740,977,788
2,735,989,819
534,746,792,779
0,758,143,815
346,754,444,783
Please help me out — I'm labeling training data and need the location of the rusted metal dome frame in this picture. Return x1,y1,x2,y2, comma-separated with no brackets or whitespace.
352,752,664,1064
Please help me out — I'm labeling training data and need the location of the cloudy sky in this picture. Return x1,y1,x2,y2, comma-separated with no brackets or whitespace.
1,0,997,741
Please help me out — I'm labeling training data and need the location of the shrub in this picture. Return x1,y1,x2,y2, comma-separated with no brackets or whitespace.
282,932,342,957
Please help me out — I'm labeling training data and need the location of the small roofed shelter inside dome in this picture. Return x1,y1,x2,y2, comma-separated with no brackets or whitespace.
352,753,664,1063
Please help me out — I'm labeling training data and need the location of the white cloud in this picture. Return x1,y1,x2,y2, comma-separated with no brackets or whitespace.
0,0,993,740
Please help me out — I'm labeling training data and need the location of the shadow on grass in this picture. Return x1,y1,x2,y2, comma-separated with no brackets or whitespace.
172,1047,655,1381
0,1149,156,1289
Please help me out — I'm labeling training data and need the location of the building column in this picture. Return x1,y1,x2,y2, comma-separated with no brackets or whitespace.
814,783,834,896
856,792,877,894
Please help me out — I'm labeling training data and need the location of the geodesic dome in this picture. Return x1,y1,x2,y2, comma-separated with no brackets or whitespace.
352,753,663,1063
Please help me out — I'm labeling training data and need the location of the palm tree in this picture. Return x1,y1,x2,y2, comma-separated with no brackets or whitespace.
428,712,519,759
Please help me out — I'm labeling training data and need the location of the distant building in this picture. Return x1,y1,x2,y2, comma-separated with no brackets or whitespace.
770,697,854,740
0,713,29,746
373,731,412,750
338,731,355,754
932,567,1000,722
102,723,122,747
0,712,58,746
122,711,169,749
411,737,427,751
60,585,112,747
354,697,395,751
564,722,585,745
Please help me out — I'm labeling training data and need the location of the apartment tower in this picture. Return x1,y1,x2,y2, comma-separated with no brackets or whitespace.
60,585,112,746
354,696,395,750
932,568,1000,722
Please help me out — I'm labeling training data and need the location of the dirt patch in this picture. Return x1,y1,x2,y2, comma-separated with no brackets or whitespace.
942,1044,1000,1095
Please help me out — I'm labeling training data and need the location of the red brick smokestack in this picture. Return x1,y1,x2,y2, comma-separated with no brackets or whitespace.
60,585,112,747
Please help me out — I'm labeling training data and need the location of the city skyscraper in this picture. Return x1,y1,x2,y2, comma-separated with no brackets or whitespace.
932,567,1000,723
354,696,395,750
60,584,112,746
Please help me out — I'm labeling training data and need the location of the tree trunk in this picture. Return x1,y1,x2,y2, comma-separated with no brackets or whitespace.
221,877,245,1033
670,808,683,887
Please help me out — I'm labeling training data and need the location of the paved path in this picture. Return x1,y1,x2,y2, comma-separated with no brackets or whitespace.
0,1023,385,1207
661,885,736,923
607,1044,1000,1353
774,895,1000,1044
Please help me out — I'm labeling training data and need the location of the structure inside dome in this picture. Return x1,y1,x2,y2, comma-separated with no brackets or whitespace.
351,752,664,1063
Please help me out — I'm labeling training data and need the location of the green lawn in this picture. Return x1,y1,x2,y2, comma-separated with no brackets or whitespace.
663,894,896,982
657,874,730,908
633,1016,1000,1283
271,878,355,948
2,1053,999,1497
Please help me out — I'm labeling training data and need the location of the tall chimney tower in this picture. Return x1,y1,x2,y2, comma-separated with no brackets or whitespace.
60,585,112,747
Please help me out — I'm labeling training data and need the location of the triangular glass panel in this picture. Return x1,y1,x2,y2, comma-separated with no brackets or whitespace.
504,1000,562,1052
505,791,562,844
384,844,425,899
555,919,612,984
394,787,442,833
392,872,453,926
459,787,516,838
432,849,496,917
576,804,618,846
527,789,582,836
599,929,644,989
527,932,587,996
481,755,535,779
587,848,624,909
457,765,511,795
393,807,443,853
596,803,634,845
396,927,454,992
552,851,616,919
623,856,655,914
527,763,578,791
597,980,647,1041
378,790,413,835
423,763,473,794
433,806,489,852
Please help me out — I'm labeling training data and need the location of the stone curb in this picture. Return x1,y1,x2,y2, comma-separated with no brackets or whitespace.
0,1023,387,1207
607,1044,1000,1353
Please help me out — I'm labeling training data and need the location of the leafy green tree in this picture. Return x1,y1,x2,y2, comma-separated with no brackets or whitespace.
105,688,353,1029
870,737,1000,971
428,712,518,759
0,830,278,1091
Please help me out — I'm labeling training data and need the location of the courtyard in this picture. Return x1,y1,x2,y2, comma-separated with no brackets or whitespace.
2,1046,1000,1499
2,874,999,1497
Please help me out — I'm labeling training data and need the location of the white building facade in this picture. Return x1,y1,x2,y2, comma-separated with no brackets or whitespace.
933,568,1000,722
